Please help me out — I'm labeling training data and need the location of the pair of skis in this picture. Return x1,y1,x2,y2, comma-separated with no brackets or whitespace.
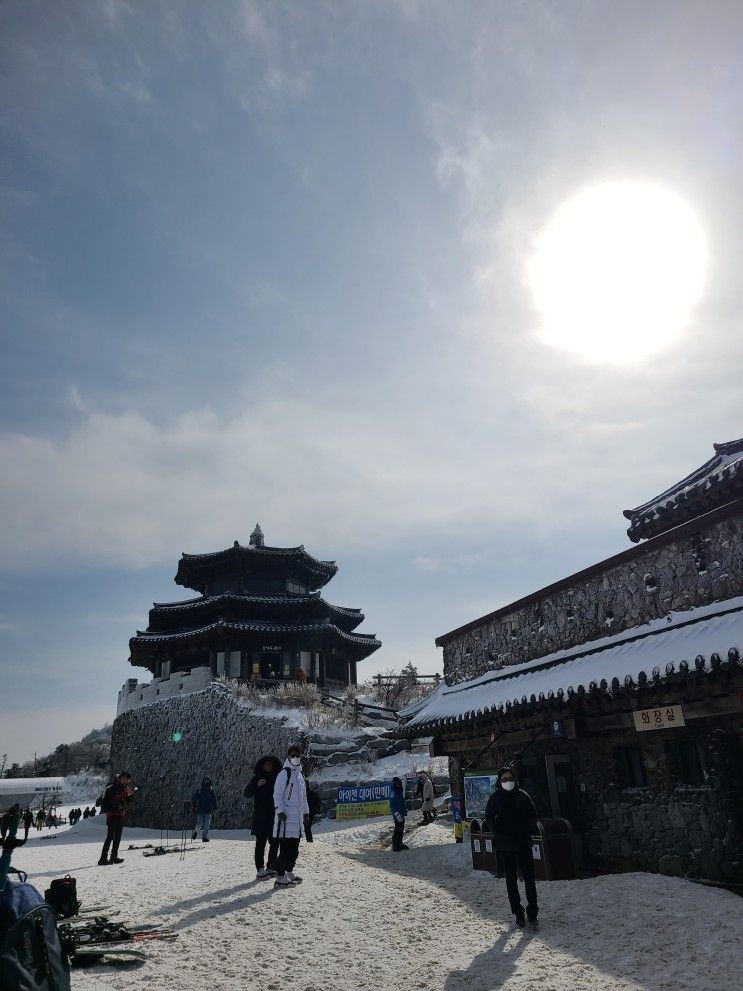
59,912,177,966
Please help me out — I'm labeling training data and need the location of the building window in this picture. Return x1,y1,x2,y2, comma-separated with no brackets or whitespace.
624,747,647,787
676,741,708,786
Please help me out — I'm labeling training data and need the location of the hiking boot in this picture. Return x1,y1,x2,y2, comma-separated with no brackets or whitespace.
191,831,197,841
202,836,209,843
515,911,526,927
274,874,294,888
256,867,272,879
97,858,110,866
111,857,124,864
528,918,539,929
286,872,302,884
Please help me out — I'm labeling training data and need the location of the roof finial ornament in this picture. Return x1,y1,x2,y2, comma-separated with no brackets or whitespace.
249,523,265,548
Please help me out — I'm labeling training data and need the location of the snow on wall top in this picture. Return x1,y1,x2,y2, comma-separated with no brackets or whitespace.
403,597,743,733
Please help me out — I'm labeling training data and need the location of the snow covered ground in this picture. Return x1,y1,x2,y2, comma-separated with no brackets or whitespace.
11,814,741,991
310,750,449,783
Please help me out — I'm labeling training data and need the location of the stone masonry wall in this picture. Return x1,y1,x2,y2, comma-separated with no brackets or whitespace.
450,713,743,883
444,513,743,684
578,720,743,883
109,684,413,829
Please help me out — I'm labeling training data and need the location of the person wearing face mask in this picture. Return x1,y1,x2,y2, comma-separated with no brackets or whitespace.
273,744,310,888
484,766,539,927
244,755,282,878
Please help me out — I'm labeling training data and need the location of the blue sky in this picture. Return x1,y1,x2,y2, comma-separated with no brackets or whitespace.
1,1,742,763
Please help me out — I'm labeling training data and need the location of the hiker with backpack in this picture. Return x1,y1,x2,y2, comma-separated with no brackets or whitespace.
273,744,309,889
389,777,409,851
98,771,137,866
244,755,282,878
191,777,218,842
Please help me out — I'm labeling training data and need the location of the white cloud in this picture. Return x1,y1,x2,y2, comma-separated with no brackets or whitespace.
0,386,646,574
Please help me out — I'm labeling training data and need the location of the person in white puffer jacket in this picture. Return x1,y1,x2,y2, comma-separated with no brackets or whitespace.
273,743,310,888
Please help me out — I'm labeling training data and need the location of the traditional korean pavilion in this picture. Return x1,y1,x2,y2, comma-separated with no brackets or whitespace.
128,525,381,690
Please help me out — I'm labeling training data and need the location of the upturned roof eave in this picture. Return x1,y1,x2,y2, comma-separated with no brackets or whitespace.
148,592,365,631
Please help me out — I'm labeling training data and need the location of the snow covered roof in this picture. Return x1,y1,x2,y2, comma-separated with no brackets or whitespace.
403,598,743,735
623,438,743,542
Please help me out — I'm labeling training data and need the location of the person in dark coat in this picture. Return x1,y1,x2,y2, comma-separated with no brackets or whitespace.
485,766,539,927
22,808,33,840
98,771,137,866
389,777,409,851
304,781,322,843
192,777,218,842
244,755,282,877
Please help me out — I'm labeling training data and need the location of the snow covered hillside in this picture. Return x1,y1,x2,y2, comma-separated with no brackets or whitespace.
12,811,741,990
65,769,108,804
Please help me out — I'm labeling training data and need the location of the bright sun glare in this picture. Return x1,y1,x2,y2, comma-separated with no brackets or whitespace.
528,181,707,363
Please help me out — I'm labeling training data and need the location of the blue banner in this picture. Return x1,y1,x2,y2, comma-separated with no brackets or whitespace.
336,783,392,804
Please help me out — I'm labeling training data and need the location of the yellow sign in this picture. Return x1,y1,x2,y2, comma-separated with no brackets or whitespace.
633,704,685,732
336,801,390,821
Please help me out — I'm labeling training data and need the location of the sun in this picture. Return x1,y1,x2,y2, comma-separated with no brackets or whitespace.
528,181,707,363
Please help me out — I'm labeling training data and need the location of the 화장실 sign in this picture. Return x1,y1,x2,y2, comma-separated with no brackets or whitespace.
633,704,685,732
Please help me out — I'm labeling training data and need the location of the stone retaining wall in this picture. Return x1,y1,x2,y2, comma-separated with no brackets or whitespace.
109,684,422,829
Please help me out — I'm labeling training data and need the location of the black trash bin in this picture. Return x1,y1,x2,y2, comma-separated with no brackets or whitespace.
470,819,485,870
480,822,498,873
531,818,576,880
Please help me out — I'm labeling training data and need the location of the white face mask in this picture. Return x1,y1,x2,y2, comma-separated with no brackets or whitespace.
501,780,516,791
289,756,301,767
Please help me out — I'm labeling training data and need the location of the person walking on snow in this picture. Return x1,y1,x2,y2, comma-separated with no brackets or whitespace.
98,771,137,866
22,808,33,840
390,777,409,851
244,755,282,878
418,771,435,823
273,743,309,889
192,777,218,842
485,766,539,927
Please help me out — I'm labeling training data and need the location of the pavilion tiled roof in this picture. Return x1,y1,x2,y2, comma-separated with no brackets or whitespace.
149,592,364,629
175,541,338,592
623,438,743,542
402,597,743,736
130,618,381,659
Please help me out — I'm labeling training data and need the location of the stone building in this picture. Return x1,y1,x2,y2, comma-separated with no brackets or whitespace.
119,525,381,713
401,439,743,882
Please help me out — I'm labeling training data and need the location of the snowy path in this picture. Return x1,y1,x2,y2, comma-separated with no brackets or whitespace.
11,815,741,991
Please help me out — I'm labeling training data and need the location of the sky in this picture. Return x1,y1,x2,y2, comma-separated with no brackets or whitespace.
1,0,742,764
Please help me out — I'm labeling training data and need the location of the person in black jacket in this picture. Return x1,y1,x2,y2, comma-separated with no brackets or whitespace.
244,755,282,878
484,766,540,927
304,781,322,843
191,777,218,842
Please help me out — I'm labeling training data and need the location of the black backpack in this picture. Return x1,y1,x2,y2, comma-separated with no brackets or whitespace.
44,876,79,919
307,786,322,817
98,783,114,814
0,871,71,991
